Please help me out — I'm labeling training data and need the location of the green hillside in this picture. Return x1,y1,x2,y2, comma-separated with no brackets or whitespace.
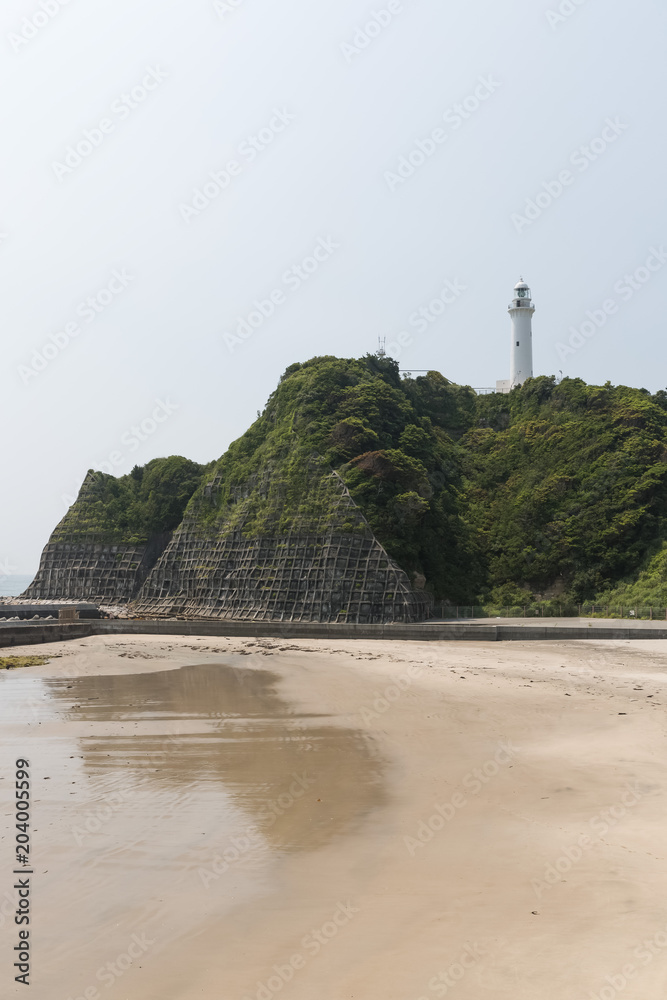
189,355,482,600
592,541,667,608
466,377,667,604
178,357,667,605
40,357,667,608
56,456,209,544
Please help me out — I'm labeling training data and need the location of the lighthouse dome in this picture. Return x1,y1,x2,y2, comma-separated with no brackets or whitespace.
514,279,530,291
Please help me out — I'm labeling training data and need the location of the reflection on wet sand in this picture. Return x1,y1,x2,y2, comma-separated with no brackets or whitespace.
43,662,387,852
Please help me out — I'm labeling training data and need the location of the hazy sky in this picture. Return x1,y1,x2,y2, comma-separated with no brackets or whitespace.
2,0,666,574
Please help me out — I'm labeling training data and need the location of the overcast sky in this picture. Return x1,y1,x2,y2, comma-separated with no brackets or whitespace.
2,0,666,574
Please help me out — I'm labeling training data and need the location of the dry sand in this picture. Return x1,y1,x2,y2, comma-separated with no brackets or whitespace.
1,633,666,999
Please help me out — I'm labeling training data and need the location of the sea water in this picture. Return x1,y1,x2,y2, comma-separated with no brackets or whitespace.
0,575,34,597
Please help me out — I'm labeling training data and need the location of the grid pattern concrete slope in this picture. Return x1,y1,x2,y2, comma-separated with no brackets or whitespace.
131,531,427,623
20,468,176,603
21,455,428,622
131,470,428,623
21,538,161,603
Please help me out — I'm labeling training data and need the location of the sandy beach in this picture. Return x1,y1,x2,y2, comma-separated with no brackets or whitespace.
1,633,666,999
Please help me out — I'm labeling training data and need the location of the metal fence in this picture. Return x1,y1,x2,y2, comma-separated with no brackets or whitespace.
432,603,667,621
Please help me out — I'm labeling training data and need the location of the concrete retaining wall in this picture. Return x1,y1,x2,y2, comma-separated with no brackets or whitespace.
2,619,667,648
0,623,97,647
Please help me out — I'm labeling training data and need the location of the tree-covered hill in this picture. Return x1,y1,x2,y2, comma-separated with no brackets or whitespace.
51,456,210,544
591,540,667,608
466,377,667,605
189,355,482,601
176,356,667,606
28,357,667,610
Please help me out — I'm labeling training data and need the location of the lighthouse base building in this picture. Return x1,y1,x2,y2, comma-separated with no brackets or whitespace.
496,278,535,393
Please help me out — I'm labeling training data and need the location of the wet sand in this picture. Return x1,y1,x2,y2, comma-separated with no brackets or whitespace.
1,633,666,999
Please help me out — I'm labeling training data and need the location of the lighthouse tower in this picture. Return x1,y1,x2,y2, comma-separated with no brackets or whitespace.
496,278,535,392
509,278,534,386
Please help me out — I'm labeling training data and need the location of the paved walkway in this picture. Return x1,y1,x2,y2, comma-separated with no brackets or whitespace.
433,616,667,629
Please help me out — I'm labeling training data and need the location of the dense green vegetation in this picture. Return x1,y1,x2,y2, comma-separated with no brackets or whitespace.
55,456,209,544
589,541,667,608
466,377,667,605
53,358,667,606
193,355,482,599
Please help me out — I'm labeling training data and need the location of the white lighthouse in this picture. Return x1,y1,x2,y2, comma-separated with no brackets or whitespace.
496,278,535,392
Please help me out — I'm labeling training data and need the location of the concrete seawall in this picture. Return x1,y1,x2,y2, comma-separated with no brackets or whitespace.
2,619,667,648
